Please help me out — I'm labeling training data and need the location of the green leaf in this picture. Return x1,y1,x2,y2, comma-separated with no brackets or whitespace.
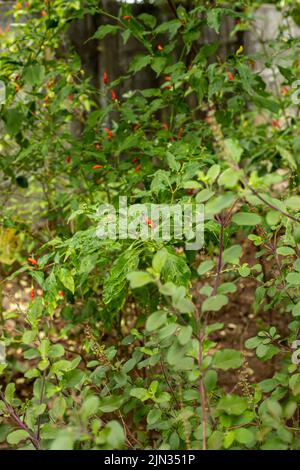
146,311,167,332
64,369,85,388
4,383,15,404
138,13,157,29
208,430,223,450
81,396,99,420
252,94,280,113
234,428,255,445
48,344,64,358
196,188,215,203
129,54,152,73
223,431,235,449
176,297,195,313
292,301,300,317
58,268,74,294
224,139,244,163
50,432,74,450
277,146,296,170
217,395,248,415
23,64,45,86
207,9,222,33
277,246,295,256
212,349,243,370
245,336,261,349
106,421,125,449
147,408,161,425
92,25,119,40
152,248,168,273
207,164,220,182
217,282,237,294
154,20,181,39
4,108,24,136
103,248,140,305
204,370,218,392
238,264,251,277
7,430,29,445
218,168,241,188
99,395,123,413
202,294,228,312
285,196,300,211
161,250,190,287
205,193,235,217
127,271,154,288
166,152,180,172
178,325,193,345
197,260,215,276
166,340,188,366
27,297,43,326
51,397,66,419
232,212,262,226
130,388,150,402
286,272,300,286
151,57,167,77
222,244,242,265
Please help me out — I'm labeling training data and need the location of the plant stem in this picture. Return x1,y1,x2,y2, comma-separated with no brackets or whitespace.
195,307,207,450
242,177,300,224
214,221,224,295
0,392,40,450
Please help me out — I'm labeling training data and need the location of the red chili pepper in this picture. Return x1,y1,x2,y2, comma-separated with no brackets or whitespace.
66,155,72,163
226,71,235,81
104,128,113,139
134,164,141,173
144,217,156,229
103,71,108,85
157,44,164,51
281,86,289,96
123,15,132,21
110,89,117,101
272,119,280,128
58,291,65,298
41,10,47,17
30,288,35,301
186,189,195,196
92,164,104,170
28,258,38,266
132,158,138,164
164,75,171,81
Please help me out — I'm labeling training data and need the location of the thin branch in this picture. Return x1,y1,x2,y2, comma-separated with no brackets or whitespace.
195,306,207,451
243,179,300,224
